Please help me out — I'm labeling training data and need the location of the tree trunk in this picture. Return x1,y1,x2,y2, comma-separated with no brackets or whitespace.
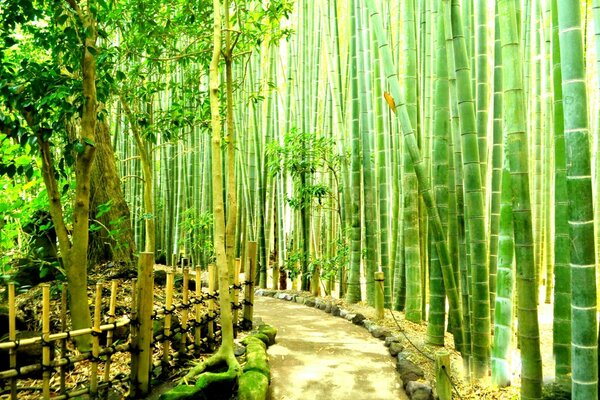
89,118,136,269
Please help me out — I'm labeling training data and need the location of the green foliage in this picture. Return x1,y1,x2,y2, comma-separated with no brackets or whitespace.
179,209,214,265
266,129,340,210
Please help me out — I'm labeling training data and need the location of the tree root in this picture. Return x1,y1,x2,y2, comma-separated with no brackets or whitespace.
179,349,240,390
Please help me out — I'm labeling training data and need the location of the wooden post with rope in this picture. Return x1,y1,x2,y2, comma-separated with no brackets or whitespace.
436,350,452,400
375,271,385,321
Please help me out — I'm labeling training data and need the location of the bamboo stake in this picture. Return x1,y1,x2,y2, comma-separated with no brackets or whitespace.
436,350,452,400
8,283,16,400
208,263,216,344
59,284,67,395
133,252,154,397
233,258,241,334
129,278,139,389
194,266,202,349
41,284,50,399
243,241,257,328
179,268,189,355
375,271,384,321
163,271,174,365
103,280,118,385
90,283,103,398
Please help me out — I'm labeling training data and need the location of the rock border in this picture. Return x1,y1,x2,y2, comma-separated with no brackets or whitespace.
256,289,434,400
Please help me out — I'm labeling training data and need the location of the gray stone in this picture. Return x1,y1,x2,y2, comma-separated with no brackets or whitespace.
339,309,348,318
405,381,433,400
295,296,305,304
331,305,341,316
389,342,405,357
283,293,294,301
275,292,287,300
396,354,425,384
317,301,327,311
363,319,376,330
350,313,366,325
304,298,316,307
324,303,332,313
384,336,401,347
234,343,247,356
371,327,391,339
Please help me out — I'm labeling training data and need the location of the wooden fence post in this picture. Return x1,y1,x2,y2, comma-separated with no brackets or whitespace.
436,350,452,400
375,271,384,321
233,258,241,336
208,263,216,345
243,241,257,329
104,280,118,384
41,284,50,399
8,283,16,400
90,283,102,398
59,284,68,395
194,267,202,350
132,252,154,397
179,268,190,354
163,271,174,365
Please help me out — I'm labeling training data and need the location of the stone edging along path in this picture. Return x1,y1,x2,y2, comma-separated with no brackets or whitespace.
256,289,436,400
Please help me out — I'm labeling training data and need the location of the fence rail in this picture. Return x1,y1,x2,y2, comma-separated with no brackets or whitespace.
0,244,257,399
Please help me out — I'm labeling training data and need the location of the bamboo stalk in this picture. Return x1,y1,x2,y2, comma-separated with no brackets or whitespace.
179,268,189,354
233,258,241,334
59,284,67,395
8,283,16,400
208,263,216,343
90,283,102,398
103,280,119,385
194,266,202,349
133,252,154,397
243,241,257,328
163,271,174,365
41,284,50,399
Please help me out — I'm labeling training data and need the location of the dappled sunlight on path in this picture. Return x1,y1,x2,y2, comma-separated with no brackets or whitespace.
254,296,407,400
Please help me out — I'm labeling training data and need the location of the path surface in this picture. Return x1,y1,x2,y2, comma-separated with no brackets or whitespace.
254,296,406,400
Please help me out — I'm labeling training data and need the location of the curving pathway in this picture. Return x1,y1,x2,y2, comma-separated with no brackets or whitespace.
254,296,407,400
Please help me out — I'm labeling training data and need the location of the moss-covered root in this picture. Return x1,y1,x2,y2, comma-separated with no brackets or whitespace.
161,352,240,400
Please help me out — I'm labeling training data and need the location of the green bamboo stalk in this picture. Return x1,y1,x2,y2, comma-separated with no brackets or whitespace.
491,159,514,388
364,0,465,356
557,1,599,397
345,0,362,304
551,0,571,388
488,6,503,327
497,1,543,398
447,0,491,377
426,2,449,346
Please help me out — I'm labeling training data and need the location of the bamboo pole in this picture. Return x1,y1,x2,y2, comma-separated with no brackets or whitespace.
375,271,384,321
41,284,50,399
179,268,189,355
163,271,174,365
194,266,202,349
90,283,103,398
208,263,216,344
129,278,139,390
103,280,118,384
243,241,257,328
59,284,67,395
133,252,154,397
8,283,16,400
436,350,452,400
233,258,241,335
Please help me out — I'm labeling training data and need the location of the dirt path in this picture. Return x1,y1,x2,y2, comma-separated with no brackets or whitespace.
254,296,407,400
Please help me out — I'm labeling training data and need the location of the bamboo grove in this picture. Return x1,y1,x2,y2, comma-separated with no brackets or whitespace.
110,0,600,398
2,0,599,398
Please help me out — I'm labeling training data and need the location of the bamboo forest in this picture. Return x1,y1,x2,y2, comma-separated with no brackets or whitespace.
1,0,600,399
